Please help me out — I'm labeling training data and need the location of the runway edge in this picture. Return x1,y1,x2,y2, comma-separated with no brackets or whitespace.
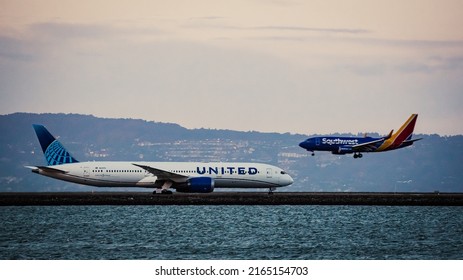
1,192,463,206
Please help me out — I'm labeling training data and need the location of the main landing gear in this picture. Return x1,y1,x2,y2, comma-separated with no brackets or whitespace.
153,189,173,194
153,181,173,194
353,153,363,159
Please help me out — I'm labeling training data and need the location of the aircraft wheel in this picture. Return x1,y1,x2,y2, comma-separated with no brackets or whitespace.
161,189,173,194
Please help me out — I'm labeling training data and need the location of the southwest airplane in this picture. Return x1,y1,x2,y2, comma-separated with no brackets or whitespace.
27,124,293,193
299,114,421,158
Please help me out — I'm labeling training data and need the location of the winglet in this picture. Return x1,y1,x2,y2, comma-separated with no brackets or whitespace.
384,129,394,140
32,124,79,166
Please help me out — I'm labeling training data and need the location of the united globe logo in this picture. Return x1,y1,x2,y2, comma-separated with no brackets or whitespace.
44,140,78,165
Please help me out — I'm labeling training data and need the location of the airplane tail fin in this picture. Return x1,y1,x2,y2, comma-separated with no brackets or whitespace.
390,114,418,146
32,124,79,166
376,114,420,151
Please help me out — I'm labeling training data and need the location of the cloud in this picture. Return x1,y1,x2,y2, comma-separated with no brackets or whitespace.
0,36,35,62
0,21,170,64
245,32,463,48
350,37,463,49
188,16,225,21
253,26,371,34
30,22,115,39
183,20,371,35
1,17,463,135
338,56,463,77
0,23,115,63
29,21,165,41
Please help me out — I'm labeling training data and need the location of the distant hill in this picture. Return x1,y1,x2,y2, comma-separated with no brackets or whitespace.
1,113,462,192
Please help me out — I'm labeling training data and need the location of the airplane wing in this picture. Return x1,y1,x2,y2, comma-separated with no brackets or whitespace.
25,165,68,174
352,138,385,152
132,164,188,181
351,130,394,152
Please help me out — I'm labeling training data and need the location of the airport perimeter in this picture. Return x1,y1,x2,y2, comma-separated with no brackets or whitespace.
1,192,462,206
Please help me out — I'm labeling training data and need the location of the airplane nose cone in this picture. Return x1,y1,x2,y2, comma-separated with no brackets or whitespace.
281,175,294,186
299,141,308,149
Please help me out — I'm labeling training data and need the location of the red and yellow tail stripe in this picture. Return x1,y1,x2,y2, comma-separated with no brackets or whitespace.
377,114,418,151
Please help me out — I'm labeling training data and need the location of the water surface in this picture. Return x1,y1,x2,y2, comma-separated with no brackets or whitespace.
1,205,462,259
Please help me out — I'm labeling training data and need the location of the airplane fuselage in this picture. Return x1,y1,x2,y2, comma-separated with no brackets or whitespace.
301,136,390,154
299,114,420,158
33,161,293,189
299,136,416,155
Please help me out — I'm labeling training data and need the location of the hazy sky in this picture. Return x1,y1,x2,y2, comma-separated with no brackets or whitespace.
1,0,462,135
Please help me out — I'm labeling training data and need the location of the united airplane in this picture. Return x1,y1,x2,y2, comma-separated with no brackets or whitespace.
27,124,293,193
299,114,421,158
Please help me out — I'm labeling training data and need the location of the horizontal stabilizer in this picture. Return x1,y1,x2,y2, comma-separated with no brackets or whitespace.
24,166,38,170
402,138,423,144
25,165,68,174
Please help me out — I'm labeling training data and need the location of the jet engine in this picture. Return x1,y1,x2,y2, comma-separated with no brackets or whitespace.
332,146,353,155
175,177,215,193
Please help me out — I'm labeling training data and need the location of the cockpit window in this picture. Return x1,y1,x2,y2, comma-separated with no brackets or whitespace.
280,171,286,175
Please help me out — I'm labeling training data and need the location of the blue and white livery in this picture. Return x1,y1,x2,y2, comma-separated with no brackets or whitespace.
27,124,293,193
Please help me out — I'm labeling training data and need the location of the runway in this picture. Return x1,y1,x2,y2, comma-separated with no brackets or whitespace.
1,192,462,206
